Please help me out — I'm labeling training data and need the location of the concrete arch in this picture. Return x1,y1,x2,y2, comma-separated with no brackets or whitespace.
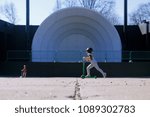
32,7,122,62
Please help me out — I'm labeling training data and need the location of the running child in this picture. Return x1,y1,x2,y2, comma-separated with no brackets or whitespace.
21,65,27,78
83,48,106,78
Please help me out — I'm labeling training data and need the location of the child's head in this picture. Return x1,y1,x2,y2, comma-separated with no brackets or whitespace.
86,48,93,53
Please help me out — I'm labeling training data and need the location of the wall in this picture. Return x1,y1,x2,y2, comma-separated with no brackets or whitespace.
0,20,149,61
0,62,150,77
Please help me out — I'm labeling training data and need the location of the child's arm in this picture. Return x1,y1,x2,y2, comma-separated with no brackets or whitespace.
89,55,93,60
83,56,92,62
21,68,26,72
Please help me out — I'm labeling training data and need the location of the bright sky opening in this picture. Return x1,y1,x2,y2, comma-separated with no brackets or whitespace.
0,0,149,25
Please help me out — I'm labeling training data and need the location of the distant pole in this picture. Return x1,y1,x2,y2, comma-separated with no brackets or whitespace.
124,0,127,48
146,21,149,49
143,20,149,49
146,21,149,50
26,0,30,50
124,0,127,28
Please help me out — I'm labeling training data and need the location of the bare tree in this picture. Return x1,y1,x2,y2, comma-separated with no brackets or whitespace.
0,2,18,24
54,0,62,11
97,1,120,24
130,2,150,25
63,0,120,25
64,0,77,7
78,0,97,9
107,13,120,25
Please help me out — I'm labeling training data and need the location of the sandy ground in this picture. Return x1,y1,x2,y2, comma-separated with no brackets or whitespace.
0,77,150,100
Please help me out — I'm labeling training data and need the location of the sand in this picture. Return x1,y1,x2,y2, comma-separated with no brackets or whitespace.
0,77,150,100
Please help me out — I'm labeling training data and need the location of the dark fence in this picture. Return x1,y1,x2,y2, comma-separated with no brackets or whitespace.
0,62,150,77
6,50,150,62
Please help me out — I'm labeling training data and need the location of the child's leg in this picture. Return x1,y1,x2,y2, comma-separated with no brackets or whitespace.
93,63,106,76
24,72,26,77
23,72,26,77
22,72,25,77
86,64,94,76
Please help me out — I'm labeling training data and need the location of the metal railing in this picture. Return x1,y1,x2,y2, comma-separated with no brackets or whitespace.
122,51,150,62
